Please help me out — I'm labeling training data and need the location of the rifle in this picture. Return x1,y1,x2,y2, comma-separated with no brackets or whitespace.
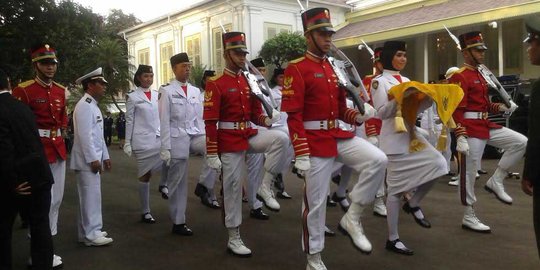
443,25,514,109
328,43,370,114
241,66,275,118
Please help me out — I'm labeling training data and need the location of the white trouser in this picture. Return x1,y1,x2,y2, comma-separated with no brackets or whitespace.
302,137,387,254
76,170,104,241
246,153,264,210
49,159,66,236
221,129,288,228
460,127,527,205
168,135,207,224
270,125,295,175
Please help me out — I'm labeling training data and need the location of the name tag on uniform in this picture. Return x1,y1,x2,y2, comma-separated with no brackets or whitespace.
314,73,324,78
97,116,102,122
474,80,481,84
136,100,145,104
228,88,237,92
172,94,182,98
35,98,46,103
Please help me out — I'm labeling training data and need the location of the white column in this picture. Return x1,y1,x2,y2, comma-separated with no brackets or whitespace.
153,34,159,85
498,22,504,76
178,25,184,52
423,34,429,83
248,6,262,55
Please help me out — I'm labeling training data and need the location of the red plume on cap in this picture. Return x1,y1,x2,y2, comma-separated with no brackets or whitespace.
31,43,58,63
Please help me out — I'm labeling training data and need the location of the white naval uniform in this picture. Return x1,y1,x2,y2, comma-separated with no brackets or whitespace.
159,80,216,224
372,70,446,242
70,93,110,241
269,85,295,176
125,87,163,177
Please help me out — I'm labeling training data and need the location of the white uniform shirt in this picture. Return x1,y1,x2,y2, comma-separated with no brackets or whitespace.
269,85,288,128
125,87,160,151
70,93,110,171
158,80,204,159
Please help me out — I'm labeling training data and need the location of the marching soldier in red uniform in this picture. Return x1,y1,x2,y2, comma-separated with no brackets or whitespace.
281,8,387,270
449,31,527,233
12,43,66,268
203,31,287,257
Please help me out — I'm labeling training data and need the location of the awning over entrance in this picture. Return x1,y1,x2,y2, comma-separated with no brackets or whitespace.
334,0,540,48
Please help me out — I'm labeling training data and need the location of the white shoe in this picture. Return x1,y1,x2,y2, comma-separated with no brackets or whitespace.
28,254,63,268
306,253,327,270
84,236,113,246
338,204,372,253
373,197,387,217
448,179,459,186
462,206,491,233
257,189,280,212
79,231,108,243
227,227,252,257
485,168,512,204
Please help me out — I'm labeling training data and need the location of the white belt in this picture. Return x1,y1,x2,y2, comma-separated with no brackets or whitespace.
38,128,62,138
218,121,251,130
303,119,339,130
464,112,488,120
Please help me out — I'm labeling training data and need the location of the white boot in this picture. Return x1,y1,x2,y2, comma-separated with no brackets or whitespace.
338,203,372,253
485,167,512,204
257,171,280,211
227,227,252,257
462,205,491,233
306,253,327,270
373,197,387,217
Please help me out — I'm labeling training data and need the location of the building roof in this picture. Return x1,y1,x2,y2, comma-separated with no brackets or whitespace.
334,0,540,47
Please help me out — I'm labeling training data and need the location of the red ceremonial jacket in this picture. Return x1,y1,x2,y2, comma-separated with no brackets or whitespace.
281,52,359,158
203,68,268,154
362,75,382,137
12,79,67,163
448,64,502,139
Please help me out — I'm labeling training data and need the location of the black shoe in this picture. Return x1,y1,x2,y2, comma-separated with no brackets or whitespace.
478,169,488,175
331,192,349,212
276,191,292,199
141,213,156,224
172,224,193,236
250,208,270,220
326,195,337,207
158,185,169,200
194,183,208,197
402,202,431,228
385,239,414,255
331,175,341,185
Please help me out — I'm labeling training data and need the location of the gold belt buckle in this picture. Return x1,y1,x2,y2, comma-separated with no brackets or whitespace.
328,120,335,129
50,129,57,137
239,122,245,130
482,112,488,119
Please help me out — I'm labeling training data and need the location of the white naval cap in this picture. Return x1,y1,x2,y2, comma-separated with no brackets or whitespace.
75,67,108,85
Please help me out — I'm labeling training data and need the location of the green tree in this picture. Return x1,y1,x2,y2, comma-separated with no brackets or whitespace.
189,64,207,89
259,32,307,67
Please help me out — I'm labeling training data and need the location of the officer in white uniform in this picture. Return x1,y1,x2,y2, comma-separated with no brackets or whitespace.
70,68,113,246
371,41,447,255
124,64,168,223
159,52,216,235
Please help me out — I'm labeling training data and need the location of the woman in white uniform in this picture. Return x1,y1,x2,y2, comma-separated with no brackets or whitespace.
124,65,167,223
371,41,447,255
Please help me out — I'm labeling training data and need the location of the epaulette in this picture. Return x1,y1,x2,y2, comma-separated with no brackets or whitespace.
456,66,468,73
85,97,92,103
18,79,35,88
208,74,223,81
53,81,66,89
161,83,170,87
289,57,305,64
374,74,383,79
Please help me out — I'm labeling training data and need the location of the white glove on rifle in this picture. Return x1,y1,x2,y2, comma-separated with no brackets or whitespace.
160,149,171,166
123,141,132,157
456,136,469,156
265,109,282,126
206,154,222,171
367,136,379,147
499,101,518,113
355,103,377,124
294,155,310,177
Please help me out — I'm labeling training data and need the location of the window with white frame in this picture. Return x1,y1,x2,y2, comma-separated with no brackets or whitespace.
138,48,150,65
160,41,174,84
212,24,232,72
264,22,292,40
185,34,201,66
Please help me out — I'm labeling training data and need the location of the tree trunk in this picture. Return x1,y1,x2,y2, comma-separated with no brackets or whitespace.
110,92,124,113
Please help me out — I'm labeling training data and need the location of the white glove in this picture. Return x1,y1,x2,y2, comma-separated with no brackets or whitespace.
355,103,377,124
265,109,282,126
123,141,132,157
206,154,222,171
160,149,171,166
294,155,311,177
456,136,469,156
367,136,379,147
499,101,518,113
